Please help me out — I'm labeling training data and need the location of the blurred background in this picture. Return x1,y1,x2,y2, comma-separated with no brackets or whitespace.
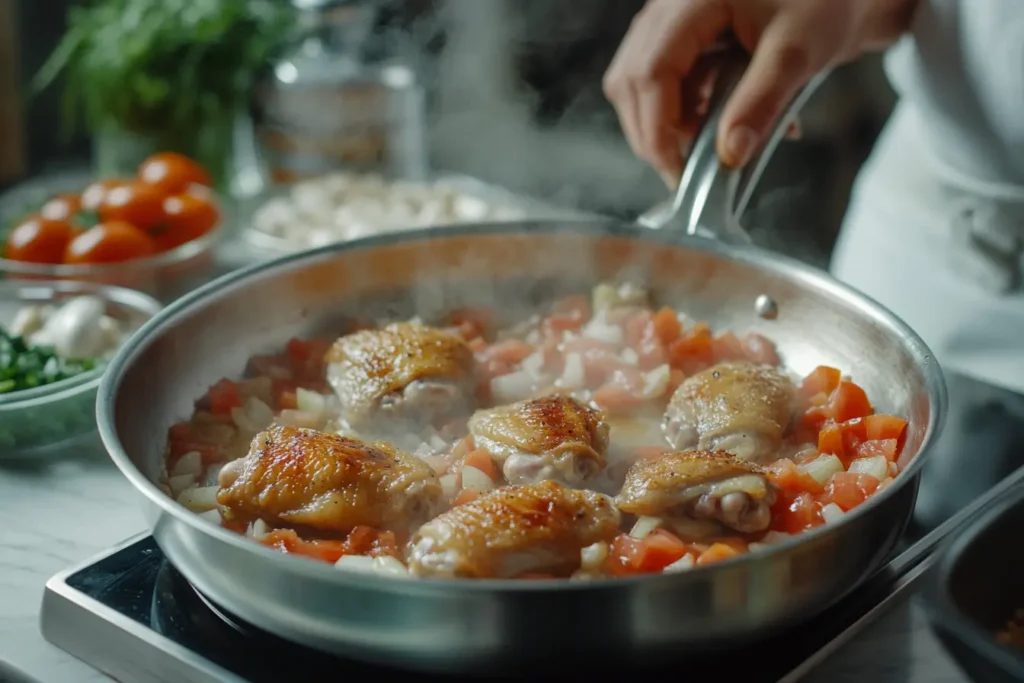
0,0,899,268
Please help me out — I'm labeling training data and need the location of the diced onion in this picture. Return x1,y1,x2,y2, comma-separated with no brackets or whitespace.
889,461,899,476
580,542,609,571
171,451,203,478
581,316,624,345
664,554,696,572
177,485,219,513
821,502,846,524
640,364,671,399
761,531,792,545
335,555,377,573
296,388,326,416
168,474,196,497
629,515,662,539
798,454,845,486
276,409,323,429
490,371,535,403
440,473,459,498
620,348,639,365
461,465,495,492
247,519,269,539
848,455,888,481
373,556,409,577
198,509,222,524
232,397,274,433
520,351,545,376
559,353,586,389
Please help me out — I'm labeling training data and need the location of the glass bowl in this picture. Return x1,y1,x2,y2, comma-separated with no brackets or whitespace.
0,170,225,302
0,279,162,460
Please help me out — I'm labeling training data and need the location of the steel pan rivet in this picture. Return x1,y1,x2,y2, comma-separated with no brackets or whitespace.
754,294,778,320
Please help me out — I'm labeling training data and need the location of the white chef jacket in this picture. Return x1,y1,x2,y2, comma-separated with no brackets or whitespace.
831,0,1024,394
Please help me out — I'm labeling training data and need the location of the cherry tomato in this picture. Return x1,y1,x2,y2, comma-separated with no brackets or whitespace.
98,182,166,232
152,192,219,251
39,194,82,222
80,178,130,213
64,221,156,265
4,215,78,264
138,152,212,195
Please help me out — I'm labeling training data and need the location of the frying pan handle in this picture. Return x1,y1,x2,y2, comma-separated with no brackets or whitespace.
638,34,829,243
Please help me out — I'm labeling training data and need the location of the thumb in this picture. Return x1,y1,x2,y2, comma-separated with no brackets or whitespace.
716,20,818,168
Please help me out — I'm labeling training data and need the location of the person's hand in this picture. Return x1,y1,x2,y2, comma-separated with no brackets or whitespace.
603,0,917,187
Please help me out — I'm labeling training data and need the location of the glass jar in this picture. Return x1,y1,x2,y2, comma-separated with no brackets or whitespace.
251,0,427,188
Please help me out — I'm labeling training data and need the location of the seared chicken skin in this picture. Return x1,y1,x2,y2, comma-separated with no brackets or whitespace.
664,361,795,463
406,481,621,578
325,323,477,435
468,396,610,487
616,450,778,535
217,425,443,533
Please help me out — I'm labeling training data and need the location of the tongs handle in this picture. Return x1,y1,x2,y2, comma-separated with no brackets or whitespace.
638,33,829,243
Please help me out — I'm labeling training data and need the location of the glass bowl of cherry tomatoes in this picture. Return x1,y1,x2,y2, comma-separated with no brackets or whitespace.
0,152,223,300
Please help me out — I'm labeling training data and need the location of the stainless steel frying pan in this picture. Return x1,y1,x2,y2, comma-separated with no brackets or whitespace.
96,46,946,674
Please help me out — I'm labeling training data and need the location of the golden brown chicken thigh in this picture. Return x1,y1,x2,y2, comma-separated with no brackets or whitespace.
216,425,443,533
616,450,778,535
663,361,795,464
467,395,610,487
325,323,477,437
406,481,621,578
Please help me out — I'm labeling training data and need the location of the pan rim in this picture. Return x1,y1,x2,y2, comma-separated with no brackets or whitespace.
96,219,948,592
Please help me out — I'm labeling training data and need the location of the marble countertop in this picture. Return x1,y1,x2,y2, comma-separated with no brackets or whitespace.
0,439,974,683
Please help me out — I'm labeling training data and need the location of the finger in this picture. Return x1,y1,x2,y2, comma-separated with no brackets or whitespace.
716,19,821,168
635,79,684,187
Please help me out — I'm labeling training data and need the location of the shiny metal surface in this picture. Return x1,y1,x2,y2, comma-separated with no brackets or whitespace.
96,218,946,673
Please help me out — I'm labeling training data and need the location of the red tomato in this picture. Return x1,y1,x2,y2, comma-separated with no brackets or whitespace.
772,491,824,533
766,458,824,495
605,534,645,576
696,542,740,566
651,307,682,345
801,366,842,399
864,414,907,442
138,151,212,195
4,215,77,264
98,182,167,231
854,438,899,462
64,222,156,264
668,322,714,374
207,378,242,415
635,529,689,572
826,472,880,511
40,194,82,222
829,381,873,422
153,192,219,251
741,332,781,365
80,178,130,213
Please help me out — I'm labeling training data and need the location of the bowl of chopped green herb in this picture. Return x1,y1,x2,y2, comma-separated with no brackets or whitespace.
0,279,160,459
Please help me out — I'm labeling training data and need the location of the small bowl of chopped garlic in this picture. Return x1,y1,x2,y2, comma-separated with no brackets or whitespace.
241,172,580,253
0,279,161,459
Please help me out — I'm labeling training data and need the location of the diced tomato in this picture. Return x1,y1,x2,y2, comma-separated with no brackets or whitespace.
800,366,842,399
826,472,880,511
864,414,907,442
167,422,221,464
766,458,824,494
854,438,899,463
635,529,690,572
447,307,492,341
463,449,500,480
623,310,653,348
829,381,873,422
344,526,379,555
652,307,682,345
543,294,590,333
260,530,348,564
817,422,845,460
369,530,402,559
667,322,714,374
467,337,488,353
286,337,332,381
604,534,645,576
271,378,298,410
579,350,633,386
207,378,242,415
696,543,740,566
592,383,646,413
772,491,824,533
667,368,687,395
711,331,746,362
453,489,480,506
741,332,781,365
483,338,536,365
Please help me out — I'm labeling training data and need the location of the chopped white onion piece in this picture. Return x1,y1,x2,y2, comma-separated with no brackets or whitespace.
171,451,203,478
373,556,409,577
296,388,326,416
581,316,624,345
580,542,609,571
821,502,846,524
761,531,792,545
640,364,671,399
177,485,219,513
440,473,459,498
232,397,274,433
559,353,586,389
247,519,270,540
889,461,899,476
620,348,639,365
490,371,535,403
335,555,377,573
664,554,696,572
848,455,888,481
520,351,545,376
461,465,495,492
798,454,845,486
276,409,323,429
197,509,222,524
629,515,662,539
168,474,197,498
